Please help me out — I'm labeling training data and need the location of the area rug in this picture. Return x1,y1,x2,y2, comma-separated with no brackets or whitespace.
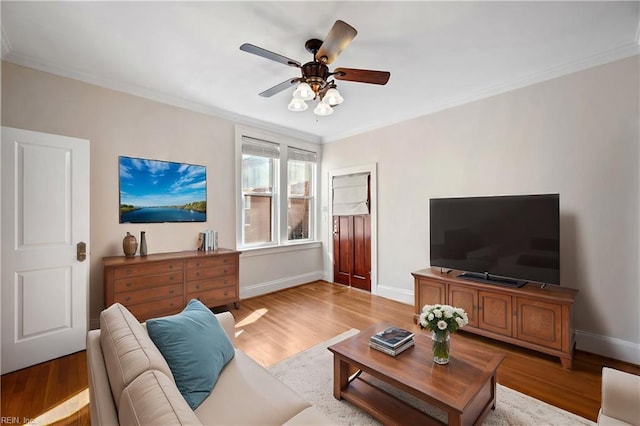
268,329,596,425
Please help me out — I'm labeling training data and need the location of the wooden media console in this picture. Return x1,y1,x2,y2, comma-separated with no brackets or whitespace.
412,268,578,368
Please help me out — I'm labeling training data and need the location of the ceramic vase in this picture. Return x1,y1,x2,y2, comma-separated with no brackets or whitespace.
123,232,137,257
431,330,451,365
140,231,147,256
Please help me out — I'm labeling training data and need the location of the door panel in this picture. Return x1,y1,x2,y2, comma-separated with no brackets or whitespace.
2,127,90,374
333,216,351,286
332,215,371,291
351,215,371,290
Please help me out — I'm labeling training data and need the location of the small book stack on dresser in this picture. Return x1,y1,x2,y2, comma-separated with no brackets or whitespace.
369,326,415,356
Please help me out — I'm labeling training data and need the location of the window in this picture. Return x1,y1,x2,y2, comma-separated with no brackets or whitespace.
287,148,316,241
237,129,318,249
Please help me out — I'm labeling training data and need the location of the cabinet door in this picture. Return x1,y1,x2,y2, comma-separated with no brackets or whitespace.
515,298,562,350
479,291,512,336
415,279,446,314
448,284,478,328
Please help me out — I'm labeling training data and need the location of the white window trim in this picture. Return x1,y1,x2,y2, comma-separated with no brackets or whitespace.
235,125,321,251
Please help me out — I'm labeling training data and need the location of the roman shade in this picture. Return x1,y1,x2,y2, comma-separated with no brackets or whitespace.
332,173,370,216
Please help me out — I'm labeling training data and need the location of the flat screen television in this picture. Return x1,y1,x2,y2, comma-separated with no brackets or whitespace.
119,156,207,223
429,194,559,287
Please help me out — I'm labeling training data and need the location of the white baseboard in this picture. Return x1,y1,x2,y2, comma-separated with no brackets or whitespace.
375,284,414,306
240,270,325,299
575,330,640,365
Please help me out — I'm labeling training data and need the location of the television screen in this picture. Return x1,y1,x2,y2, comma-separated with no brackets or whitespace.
429,194,559,286
119,156,206,223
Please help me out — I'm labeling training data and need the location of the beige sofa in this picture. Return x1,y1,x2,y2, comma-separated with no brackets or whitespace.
87,303,333,425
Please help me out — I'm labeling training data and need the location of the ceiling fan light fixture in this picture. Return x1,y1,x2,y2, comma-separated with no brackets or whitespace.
292,82,315,101
314,102,333,116
288,98,308,111
322,87,343,106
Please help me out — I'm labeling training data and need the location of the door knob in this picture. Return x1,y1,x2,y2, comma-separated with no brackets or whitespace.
77,242,87,262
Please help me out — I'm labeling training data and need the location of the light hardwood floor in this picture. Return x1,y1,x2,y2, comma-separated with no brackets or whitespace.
2,280,639,425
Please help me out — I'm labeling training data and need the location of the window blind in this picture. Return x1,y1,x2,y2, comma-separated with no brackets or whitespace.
288,147,317,163
332,173,370,216
242,136,280,158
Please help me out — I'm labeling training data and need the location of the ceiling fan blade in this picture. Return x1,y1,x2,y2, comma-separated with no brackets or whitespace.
316,20,357,65
333,68,391,85
259,78,301,97
240,43,301,68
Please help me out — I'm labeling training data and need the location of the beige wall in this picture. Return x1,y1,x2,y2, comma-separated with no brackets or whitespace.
1,62,324,325
321,55,640,362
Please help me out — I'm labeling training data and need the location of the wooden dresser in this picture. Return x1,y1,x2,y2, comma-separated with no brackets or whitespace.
412,268,578,368
104,249,240,321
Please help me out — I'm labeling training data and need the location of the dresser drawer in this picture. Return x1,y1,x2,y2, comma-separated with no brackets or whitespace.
185,264,236,281
113,260,183,279
185,255,235,269
190,287,237,307
114,271,182,293
114,284,183,306
127,296,184,322
186,276,236,294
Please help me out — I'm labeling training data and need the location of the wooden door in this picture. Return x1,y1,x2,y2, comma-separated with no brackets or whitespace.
333,214,371,291
1,127,90,374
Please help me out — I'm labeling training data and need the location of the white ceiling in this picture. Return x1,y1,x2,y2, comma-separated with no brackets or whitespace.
2,1,639,143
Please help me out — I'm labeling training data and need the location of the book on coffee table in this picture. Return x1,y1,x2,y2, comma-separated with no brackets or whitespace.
369,338,415,356
370,326,414,349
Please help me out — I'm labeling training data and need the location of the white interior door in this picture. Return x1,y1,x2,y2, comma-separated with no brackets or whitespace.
1,127,90,374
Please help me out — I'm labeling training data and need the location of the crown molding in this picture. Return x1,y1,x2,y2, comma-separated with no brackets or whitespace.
322,42,640,144
2,39,637,146
2,51,322,144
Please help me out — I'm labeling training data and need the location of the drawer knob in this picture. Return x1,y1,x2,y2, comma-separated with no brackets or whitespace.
223,291,228,296
169,276,174,281
196,284,200,290
196,262,200,267
126,282,132,287
223,269,228,274
170,302,174,307
169,289,174,294
224,280,228,285
125,296,131,302
126,270,132,275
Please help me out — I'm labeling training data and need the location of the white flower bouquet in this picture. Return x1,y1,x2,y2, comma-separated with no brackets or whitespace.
419,304,469,364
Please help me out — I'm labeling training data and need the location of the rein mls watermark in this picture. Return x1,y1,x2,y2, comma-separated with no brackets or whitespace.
1,417,37,424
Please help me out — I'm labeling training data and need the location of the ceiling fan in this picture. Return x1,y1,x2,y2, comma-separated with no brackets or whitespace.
240,20,391,115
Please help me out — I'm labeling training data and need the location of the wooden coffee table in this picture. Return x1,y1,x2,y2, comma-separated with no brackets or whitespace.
328,323,505,425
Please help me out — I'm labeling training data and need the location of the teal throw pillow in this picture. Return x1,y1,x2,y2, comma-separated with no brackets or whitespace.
146,299,235,409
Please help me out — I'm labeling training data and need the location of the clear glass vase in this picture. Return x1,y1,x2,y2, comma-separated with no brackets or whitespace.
431,330,451,364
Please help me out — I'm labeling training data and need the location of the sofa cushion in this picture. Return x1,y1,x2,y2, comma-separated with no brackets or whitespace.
194,350,312,425
146,299,235,410
100,303,174,410
119,370,202,426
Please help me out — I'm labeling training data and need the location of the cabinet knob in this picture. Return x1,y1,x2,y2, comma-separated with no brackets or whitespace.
223,269,228,274
169,276,174,281
125,296,131,302
196,262,200,267
169,289,174,294
126,282,132,287
224,280,228,285
196,284,200,290
170,302,174,307
223,291,228,296
126,270,131,275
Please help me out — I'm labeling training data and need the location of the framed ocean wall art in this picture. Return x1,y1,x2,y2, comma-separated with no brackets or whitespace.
119,156,207,223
